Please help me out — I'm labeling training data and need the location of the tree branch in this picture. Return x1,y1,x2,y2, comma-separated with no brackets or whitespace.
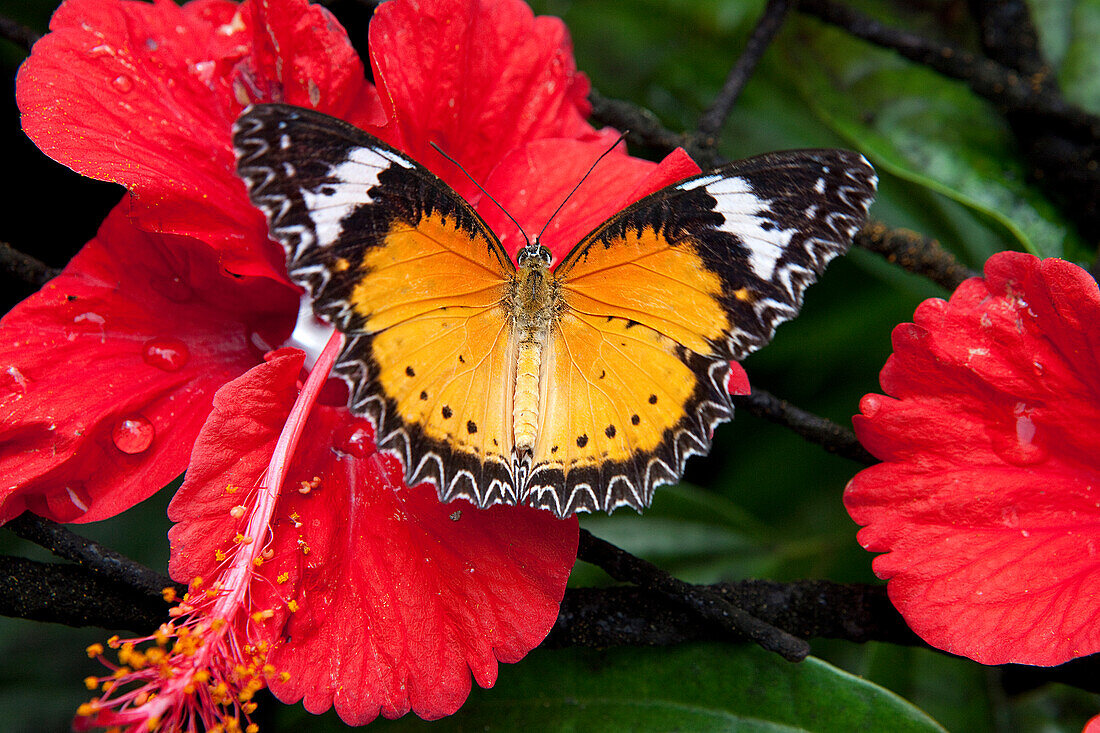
3,536,1096,694
578,529,810,661
0,555,171,631
798,0,1100,244
5,512,179,598
0,241,61,287
854,220,977,291
692,0,796,158
0,13,40,53
797,0,1099,137
588,88,691,161
732,387,876,465
966,0,1048,78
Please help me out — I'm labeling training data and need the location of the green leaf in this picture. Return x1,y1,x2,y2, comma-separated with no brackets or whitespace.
366,644,947,733
780,17,1087,260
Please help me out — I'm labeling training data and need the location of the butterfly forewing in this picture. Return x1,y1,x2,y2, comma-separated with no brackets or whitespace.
535,149,878,513
234,104,520,507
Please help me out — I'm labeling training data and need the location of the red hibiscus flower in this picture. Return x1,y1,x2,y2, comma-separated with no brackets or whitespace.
845,251,1100,666
9,0,701,725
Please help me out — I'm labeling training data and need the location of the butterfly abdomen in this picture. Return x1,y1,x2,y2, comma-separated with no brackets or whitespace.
510,255,559,453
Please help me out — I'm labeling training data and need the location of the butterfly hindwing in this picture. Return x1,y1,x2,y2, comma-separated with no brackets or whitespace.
234,104,519,507
535,150,878,513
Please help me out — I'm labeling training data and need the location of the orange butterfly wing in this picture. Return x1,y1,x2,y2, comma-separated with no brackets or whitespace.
235,104,521,506
522,151,878,515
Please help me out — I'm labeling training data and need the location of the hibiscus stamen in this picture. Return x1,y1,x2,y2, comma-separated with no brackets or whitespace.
75,333,344,732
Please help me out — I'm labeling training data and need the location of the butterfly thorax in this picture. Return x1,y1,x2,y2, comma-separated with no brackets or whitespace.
510,244,559,453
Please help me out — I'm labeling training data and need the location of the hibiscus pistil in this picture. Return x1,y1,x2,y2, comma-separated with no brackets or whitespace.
75,332,344,732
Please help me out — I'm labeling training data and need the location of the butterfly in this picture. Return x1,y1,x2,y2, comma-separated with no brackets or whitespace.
233,103,877,518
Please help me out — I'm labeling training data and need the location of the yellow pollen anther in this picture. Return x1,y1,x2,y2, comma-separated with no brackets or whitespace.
234,533,253,545
83,676,99,690
215,549,227,562
250,609,274,623
252,557,264,567
225,484,239,494
194,670,211,683
86,643,104,658
276,572,289,584
279,671,291,683
76,703,96,717
162,587,177,602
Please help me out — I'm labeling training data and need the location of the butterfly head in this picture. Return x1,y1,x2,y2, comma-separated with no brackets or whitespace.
516,242,553,269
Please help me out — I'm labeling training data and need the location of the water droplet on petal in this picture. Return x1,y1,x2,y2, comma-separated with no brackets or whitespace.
89,44,115,58
2,365,29,395
334,424,375,458
44,483,90,522
1032,360,1044,376
993,402,1047,466
112,415,155,454
111,74,133,93
142,337,190,372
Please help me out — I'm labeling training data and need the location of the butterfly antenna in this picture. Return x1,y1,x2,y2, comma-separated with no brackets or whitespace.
429,141,530,250
536,130,629,244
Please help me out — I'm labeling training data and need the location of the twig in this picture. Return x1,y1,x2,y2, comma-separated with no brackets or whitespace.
5,512,177,598
798,0,1100,245
577,529,810,661
797,0,1100,139
0,555,172,631
964,0,1100,265
547,582,1100,694
732,387,876,465
854,220,977,291
693,0,795,155
588,89,690,161
966,0,1049,79
0,241,61,287
548,580,917,649
0,14,40,53
3,551,1097,695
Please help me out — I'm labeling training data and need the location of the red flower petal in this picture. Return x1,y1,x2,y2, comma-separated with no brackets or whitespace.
17,0,379,279
478,138,700,262
368,0,619,201
846,252,1100,665
169,355,578,725
0,204,296,523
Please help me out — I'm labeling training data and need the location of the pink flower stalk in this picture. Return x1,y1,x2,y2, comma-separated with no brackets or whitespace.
76,334,344,732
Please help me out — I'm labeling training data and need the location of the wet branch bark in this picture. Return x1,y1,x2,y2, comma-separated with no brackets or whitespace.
854,220,978,291
578,529,810,661
0,241,61,287
692,0,796,159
